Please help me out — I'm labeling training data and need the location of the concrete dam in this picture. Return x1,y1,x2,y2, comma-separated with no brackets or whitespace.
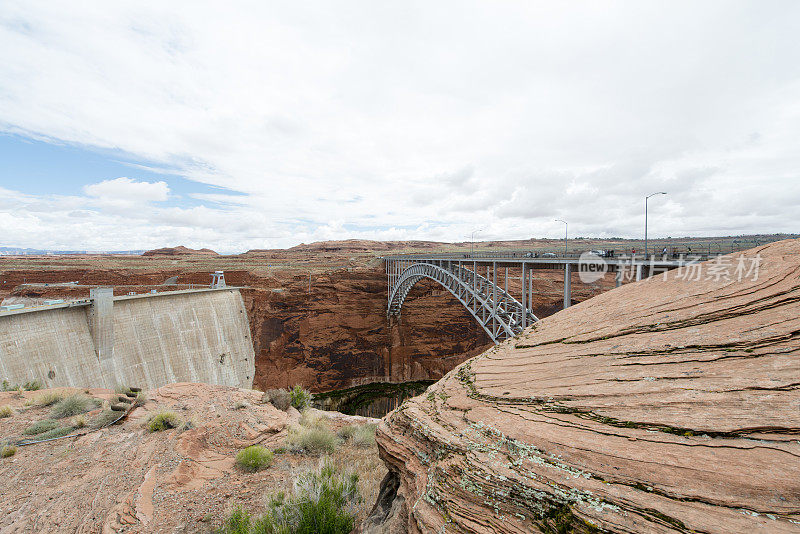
0,287,255,390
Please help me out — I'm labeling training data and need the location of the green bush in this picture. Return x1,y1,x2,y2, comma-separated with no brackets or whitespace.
0,405,12,418
290,385,311,410
235,445,274,472
263,388,291,411
146,410,182,432
287,426,339,455
217,508,254,534
50,394,98,419
23,380,43,391
1,380,16,392
23,419,59,435
216,459,360,534
1,445,16,458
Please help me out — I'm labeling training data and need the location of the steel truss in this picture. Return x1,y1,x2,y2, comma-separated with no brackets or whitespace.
387,261,538,344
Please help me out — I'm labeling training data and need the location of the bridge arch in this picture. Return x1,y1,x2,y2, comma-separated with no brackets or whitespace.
387,261,537,344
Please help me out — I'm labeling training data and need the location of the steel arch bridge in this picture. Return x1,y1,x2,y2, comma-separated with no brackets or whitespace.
385,252,692,344
386,259,538,344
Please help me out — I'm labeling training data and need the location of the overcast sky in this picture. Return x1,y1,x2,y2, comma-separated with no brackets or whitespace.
1,1,799,253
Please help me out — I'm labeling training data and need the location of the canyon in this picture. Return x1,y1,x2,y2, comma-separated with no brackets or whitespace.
0,239,615,395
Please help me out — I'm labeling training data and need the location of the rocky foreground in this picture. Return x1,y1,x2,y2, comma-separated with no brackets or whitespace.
366,239,800,533
0,383,383,532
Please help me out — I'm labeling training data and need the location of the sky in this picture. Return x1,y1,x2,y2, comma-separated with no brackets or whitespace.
1,1,799,253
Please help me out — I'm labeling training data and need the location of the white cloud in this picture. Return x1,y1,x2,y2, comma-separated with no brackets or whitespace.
83,177,169,202
0,1,799,252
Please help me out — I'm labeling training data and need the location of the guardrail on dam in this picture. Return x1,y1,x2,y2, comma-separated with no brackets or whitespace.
0,287,255,390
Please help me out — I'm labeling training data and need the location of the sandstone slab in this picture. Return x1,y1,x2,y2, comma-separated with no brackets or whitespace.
367,240,800,533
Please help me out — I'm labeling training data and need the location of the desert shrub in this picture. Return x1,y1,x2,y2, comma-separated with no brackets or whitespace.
336,423,376,448
71,414,87,428
1,445,16,458
350,424,377,448
290,385,311,410
34,426,75,440
299,410,329,430
216,459,360,534
1,380,16,392
23,380,43,391
90,409,120,429
263,388,291,411
146,410,182,432
287,426,339,455
26,390,65,407
0,405,12,418
23,419,59,435
235,445,274,472
216,507,254,534
50,394,98,419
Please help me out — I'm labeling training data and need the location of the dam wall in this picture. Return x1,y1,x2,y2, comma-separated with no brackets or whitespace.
0,288,255,390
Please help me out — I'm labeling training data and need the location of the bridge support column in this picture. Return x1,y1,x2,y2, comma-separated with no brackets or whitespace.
636,264,643,281
615,267,623,288
521,263,527,329
563,264,572,309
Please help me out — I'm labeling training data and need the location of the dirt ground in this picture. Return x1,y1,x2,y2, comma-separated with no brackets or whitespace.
0,383,385,533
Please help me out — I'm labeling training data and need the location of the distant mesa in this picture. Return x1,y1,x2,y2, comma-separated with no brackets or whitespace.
142,246,219,257
287,239,445,253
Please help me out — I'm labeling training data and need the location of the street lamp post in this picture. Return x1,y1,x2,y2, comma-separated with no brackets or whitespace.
644,192,667,258
468,229,481,257
555,219,568,256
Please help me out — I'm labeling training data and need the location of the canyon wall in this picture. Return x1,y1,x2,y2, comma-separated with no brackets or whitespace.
245,266,610,392
0,260,612,393
0,288,254,390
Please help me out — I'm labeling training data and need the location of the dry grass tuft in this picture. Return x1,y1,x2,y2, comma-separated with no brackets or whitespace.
50,394,99,419
299,409,329,430
71,414,87,428
25,390,66,408
287,425,339,455
0,405,12,418
262,388,291,411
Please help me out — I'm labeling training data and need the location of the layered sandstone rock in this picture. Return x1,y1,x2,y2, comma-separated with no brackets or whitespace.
367,240,800,533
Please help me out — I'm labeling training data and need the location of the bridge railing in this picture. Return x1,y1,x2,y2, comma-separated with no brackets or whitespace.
382,238,782,263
